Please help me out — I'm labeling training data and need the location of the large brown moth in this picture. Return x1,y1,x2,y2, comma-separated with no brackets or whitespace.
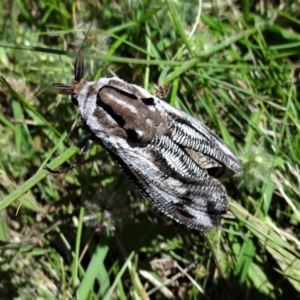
47,30,242,231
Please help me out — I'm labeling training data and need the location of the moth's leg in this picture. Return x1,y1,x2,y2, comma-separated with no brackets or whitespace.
44,139,93,174
68,116,85,138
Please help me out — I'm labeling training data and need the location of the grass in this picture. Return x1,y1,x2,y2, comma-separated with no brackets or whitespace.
0,0,299,299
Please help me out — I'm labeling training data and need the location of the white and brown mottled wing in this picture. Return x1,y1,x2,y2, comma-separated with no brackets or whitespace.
75,77,241,231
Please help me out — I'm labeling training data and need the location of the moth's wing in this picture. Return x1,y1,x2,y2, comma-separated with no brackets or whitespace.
108,135,227,231
159,100,242,177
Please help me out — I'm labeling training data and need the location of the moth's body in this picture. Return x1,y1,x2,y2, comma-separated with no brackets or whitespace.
49,48,242,231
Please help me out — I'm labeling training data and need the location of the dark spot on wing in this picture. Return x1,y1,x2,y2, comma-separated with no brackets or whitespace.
96,94,125,126
207,166,226,178
126,129,140,143
142,97,155,105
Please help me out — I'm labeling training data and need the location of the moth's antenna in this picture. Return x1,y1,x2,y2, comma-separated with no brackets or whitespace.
33,84,53,99
33,83,73,100
74,23,93,83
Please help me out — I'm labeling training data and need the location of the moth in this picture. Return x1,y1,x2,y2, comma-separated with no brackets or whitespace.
47,35,242,231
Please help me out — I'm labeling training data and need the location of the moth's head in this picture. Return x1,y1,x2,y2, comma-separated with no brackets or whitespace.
48,49,84,107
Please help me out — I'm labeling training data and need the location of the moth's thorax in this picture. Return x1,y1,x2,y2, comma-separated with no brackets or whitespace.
74,77,169,146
